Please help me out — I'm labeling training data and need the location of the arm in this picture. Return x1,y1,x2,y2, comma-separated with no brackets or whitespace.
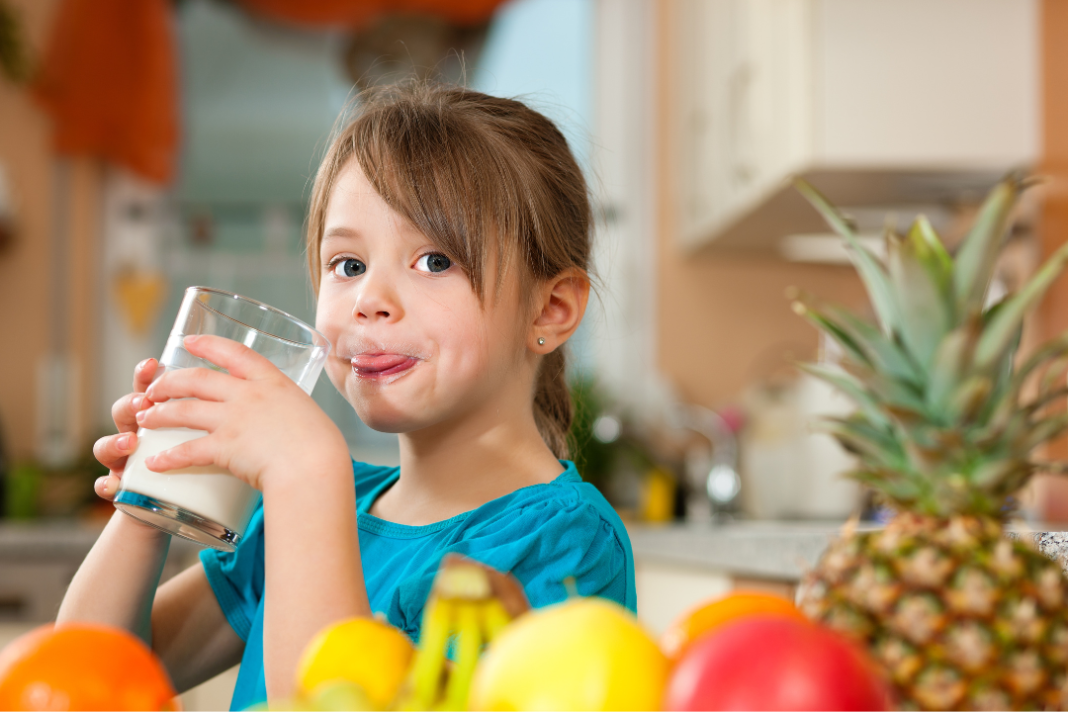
262,458,370,700
152,562,245,693
56,511,171,640
57,358,245,692
58,358,165,637
138,335,372,700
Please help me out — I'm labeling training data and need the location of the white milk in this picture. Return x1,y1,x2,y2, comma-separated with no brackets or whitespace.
121,427,261,533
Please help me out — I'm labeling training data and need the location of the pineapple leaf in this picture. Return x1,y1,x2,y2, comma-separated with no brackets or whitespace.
1039,355,1068,395
1030,460,1068,475
822,303,922,386
911,214,954,282
850,469,922,504
840,360,927,414
946,375,993,424
795,179,901,337
926,320,981,417
1023,413,1068,451
970,459,1031,489
952,174,1025,316
986,332,1068,430
973,239,1068,373
790,297,873,369
1024,386,1068,417
820,415,906,467
888,222,954,367
798,363,891,430
1011,332,1068,394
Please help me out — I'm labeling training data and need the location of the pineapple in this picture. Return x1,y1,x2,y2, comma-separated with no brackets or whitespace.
793,174,1068,711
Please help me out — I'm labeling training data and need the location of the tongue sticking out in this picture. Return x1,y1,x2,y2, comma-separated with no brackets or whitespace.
351,354,416,376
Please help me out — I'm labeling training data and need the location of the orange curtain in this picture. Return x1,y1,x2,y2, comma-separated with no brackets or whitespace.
235,0,504,28
31,0,506,185
33,0,179,184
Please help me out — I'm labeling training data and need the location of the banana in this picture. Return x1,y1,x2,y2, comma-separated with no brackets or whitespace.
400,597,455,710
395,556,530,711
441,601,483,711
480,599,511,641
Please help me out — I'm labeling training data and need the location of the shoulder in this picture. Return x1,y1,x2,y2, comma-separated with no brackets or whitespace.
470,462,625,534
451,462,635,609
351,459,400,503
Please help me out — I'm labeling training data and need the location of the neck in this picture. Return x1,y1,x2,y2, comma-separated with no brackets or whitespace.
373,382,565,526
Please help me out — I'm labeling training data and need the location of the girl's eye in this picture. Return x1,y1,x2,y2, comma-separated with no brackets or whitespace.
416,253,452,274
331,258,366,278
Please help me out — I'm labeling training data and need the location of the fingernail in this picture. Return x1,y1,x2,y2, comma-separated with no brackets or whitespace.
132,395,144,410
96,476,108,493
185,335,199,345
136,409,147,423
136,359,148,372
117,434,133,450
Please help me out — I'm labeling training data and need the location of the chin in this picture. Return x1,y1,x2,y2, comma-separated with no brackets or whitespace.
348,391,431,434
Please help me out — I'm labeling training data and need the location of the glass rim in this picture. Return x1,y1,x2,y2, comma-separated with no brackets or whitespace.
180,286,330,350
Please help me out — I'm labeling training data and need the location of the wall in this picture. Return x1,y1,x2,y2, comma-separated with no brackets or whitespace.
1033,0,1068,518
0,0,100,462
653,0,866,411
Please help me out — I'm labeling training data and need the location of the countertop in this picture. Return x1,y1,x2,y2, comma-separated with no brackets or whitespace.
0,519,201,561
5,518,1068,583
628,520,1068,581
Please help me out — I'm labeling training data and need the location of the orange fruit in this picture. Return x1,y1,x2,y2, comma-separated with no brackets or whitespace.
296,617,414,709
0,623,177,711
660,591,806,662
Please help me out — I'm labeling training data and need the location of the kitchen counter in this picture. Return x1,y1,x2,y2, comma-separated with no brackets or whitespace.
627,520,1068,634
628,520,1068,581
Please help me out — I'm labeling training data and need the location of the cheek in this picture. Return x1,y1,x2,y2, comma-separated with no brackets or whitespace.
315,285,348,335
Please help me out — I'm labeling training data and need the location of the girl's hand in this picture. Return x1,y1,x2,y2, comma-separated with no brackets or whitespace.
134,335,349,493
92,358,159,501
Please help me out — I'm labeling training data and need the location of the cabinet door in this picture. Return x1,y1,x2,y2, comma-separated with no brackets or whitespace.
677,0,812,251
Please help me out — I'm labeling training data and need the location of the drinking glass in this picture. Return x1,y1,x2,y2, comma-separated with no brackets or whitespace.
114,287,331,551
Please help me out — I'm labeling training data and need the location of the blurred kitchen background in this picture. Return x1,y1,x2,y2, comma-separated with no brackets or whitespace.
1,0,1068,706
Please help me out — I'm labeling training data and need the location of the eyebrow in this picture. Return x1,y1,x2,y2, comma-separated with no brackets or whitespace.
322,226,359,242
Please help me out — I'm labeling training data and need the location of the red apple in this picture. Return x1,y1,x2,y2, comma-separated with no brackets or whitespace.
663,615,891,711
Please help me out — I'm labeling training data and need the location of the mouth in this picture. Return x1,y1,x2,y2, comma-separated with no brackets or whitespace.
350,353,420,380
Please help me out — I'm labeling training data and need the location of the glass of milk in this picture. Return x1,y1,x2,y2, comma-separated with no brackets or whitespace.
113,287,331,551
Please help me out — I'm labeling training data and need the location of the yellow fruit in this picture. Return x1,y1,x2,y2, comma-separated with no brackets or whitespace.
309,681,374,711
296,617,414,709
469,598,668,711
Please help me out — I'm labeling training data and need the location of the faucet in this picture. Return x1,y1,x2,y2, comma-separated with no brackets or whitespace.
671,404,741,524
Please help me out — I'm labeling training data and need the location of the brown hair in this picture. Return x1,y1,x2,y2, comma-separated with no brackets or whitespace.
305,81,592,458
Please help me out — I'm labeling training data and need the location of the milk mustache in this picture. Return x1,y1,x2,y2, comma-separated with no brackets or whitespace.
121,427,261,534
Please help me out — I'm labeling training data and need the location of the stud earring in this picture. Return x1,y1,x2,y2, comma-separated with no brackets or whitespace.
537,337,546,346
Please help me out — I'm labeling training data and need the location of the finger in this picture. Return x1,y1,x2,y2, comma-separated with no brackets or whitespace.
112,391,154,434
182,334,285,383
93,432,138,471
94,473,122,501
136,399,223,432
133,358,159,393
146,435,222,473
145,366,242,405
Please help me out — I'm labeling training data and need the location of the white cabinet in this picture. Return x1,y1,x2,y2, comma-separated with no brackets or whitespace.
674,0,1039,253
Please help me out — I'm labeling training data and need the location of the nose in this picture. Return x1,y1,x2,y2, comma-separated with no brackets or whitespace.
352,269,404,323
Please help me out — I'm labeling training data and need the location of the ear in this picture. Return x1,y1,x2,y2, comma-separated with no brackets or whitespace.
530,268,590,353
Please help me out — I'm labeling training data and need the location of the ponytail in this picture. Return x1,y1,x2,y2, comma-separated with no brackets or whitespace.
533,348,572,460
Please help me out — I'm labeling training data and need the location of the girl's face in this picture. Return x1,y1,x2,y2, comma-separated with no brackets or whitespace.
315,161,532,434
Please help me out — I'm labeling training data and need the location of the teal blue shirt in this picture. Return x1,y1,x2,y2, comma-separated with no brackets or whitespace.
199,459,636,711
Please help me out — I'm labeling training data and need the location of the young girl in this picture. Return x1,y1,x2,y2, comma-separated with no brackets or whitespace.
58,83,635,710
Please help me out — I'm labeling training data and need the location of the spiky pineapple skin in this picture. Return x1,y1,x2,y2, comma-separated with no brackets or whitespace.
798,513,1068,711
